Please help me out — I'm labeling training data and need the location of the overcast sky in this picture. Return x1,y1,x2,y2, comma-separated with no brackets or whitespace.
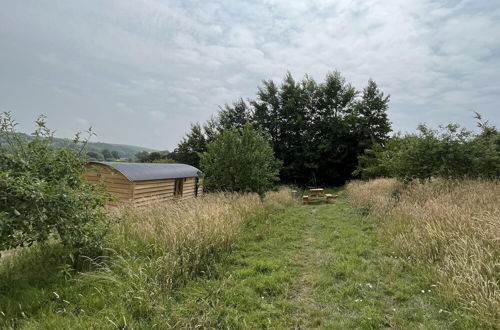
1,0,499,150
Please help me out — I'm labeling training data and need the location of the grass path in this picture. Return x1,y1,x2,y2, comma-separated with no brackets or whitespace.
162,195,478,329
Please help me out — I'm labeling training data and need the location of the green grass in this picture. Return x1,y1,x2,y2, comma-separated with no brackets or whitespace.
0,190,491,329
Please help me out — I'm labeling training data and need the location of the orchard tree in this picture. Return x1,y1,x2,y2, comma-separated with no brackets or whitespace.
0,112,109,253
199,125,281,198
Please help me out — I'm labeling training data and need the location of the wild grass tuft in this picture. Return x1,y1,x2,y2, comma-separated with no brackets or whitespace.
346,178,499,326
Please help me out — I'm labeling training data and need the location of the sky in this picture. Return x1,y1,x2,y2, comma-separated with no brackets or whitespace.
1,0,499,150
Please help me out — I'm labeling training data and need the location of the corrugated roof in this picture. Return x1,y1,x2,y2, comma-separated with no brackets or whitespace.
88,162,201,181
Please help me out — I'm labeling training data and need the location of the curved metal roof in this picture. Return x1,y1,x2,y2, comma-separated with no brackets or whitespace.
88,162,201,181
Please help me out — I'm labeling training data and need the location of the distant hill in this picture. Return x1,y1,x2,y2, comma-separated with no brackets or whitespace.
8,133,158,159
79,141,158,158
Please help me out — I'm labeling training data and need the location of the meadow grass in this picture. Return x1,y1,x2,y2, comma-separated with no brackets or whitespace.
0,189,294,329
346,178,500,327
1,183,496,329
146,190,485,329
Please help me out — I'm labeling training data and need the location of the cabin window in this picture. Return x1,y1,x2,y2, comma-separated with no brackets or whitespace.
195,177,199,197
174,178,184,197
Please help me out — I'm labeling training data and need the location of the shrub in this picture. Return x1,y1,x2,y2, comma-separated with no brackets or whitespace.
356,116,500,181
0,112,109,252
200,125,281,198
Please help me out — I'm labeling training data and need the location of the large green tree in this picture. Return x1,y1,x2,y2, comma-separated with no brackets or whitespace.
175,71,391,185
199,125,281,197
171,123,208,168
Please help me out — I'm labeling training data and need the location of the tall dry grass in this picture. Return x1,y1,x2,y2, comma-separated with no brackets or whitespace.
90,188,295,293
0,189,294,327
346,178,499,325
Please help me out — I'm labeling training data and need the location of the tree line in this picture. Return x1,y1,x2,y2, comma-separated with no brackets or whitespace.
172,71,391,186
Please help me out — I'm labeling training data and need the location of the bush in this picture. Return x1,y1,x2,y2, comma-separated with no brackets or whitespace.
0,112,109,252
200,125,281,198
355,115,500,181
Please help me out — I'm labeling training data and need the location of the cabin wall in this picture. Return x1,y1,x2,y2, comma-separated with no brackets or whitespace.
132,179,175,207
83,164,133,205
132,177,200,206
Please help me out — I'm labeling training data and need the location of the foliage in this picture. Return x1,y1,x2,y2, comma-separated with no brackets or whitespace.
95,149,122,161
134,150,173,163
86,150,104,161
355,115,500,181
10,132,156,159
200,125,281,197
170,123,208,167
175,71,391,185
0,112,109,252
151,158,176,164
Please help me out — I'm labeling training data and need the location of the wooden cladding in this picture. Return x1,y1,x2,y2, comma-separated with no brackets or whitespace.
83,163,132,201
83,163,202,207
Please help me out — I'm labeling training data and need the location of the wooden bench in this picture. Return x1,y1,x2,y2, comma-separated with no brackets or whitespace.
303,190,338,204
325,194,338,200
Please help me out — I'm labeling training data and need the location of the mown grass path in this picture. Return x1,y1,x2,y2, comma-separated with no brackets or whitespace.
164,194,471,329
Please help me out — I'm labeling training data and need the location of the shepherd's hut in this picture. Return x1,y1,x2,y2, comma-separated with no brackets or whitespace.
84,162,203,206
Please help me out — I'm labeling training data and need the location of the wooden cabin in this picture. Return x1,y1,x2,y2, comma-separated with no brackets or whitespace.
84,162,203,206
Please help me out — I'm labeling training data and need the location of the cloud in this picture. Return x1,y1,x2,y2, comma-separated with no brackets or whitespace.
115,102,134,114
0,0,499,149
75,117,89,127
148,111,167,121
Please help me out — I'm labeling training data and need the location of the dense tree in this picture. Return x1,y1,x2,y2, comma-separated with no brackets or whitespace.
86,151,104,161
354,79,391,145
134,150,170,163
199,125,281,198
135,150,149,162
174,71,391,185
101,149,113,161
111,150,120,159
218,98,252,131
171,124,208,168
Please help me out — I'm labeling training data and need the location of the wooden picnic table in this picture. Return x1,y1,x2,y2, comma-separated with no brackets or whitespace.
309,188,324,197
302,188,336,204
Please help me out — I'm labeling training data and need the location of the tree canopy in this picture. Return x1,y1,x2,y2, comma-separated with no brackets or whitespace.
174,71,391,185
